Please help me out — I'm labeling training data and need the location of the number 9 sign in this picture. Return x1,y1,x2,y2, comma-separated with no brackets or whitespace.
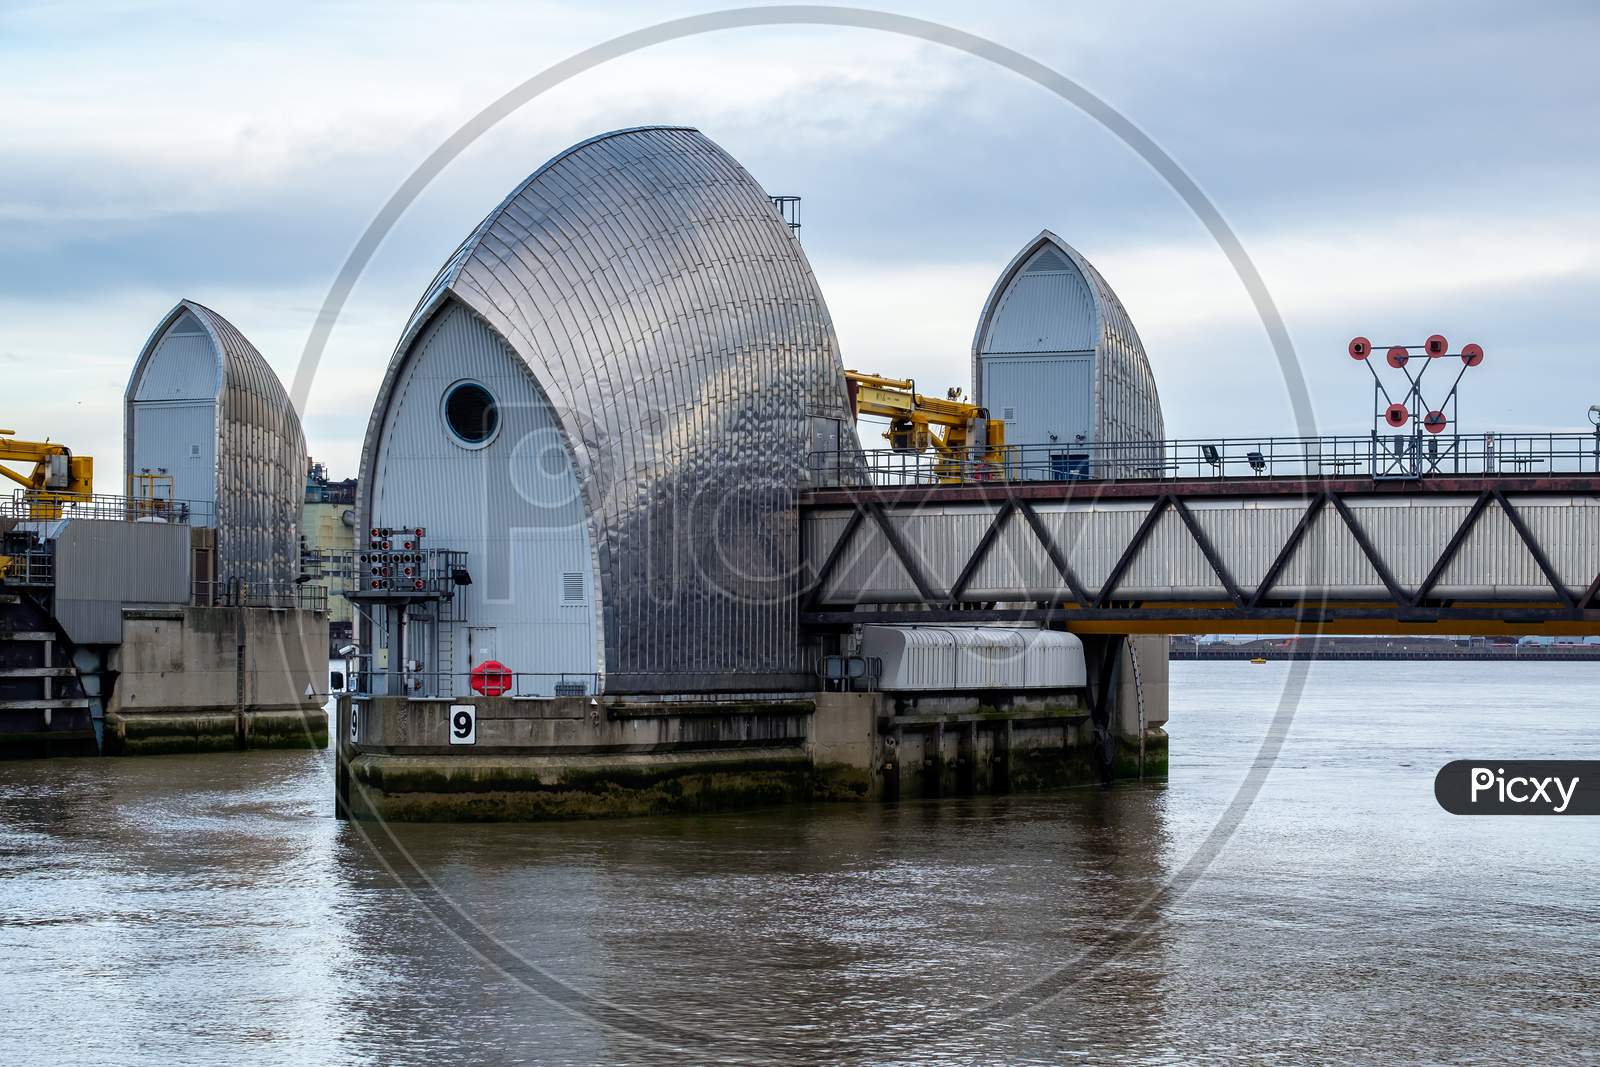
449,704,477,746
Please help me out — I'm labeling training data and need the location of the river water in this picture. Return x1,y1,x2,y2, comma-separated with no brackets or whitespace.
1,660,1596,1065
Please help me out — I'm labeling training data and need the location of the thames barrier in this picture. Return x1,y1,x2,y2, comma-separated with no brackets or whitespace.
6,9,1600,1063
11,126,1595,822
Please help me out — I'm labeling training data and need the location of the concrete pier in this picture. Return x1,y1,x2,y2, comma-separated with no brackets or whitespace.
103,605,329,755
336,669,1166,822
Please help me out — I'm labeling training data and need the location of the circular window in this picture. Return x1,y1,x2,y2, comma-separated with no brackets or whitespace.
442,381,499,447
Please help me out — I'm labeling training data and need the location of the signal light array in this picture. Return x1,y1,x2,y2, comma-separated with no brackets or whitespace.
361,525,432,591
1347,333,1482,436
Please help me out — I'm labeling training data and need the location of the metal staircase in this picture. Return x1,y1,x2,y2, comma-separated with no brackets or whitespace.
0,592,94,756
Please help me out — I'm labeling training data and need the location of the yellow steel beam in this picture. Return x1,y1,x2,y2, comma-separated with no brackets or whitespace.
852,385,985,424
1059,599,1575,613
845,371,915,392
1064,616,1597,638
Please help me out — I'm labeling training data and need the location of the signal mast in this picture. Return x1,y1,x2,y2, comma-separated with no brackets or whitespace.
1347,333,1483,478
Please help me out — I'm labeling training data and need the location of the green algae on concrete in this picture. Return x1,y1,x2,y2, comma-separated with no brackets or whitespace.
337,688,1166,822
1112,728,1169,780
104,709,329,756
982,727,1166,794
973,700,1087,720
347,748,817,822
810,761,874,802
996,741,1101,793
245,709,330,750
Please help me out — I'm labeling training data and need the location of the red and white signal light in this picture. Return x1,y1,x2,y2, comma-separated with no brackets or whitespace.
359,525,431,594
1347,332,1481,440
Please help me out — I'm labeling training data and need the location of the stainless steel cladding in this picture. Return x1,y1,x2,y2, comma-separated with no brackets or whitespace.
358,127,854,693
125,301,307,590
972,232,1163,477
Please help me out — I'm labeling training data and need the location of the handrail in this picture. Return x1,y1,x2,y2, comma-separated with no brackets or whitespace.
344,670,602,699
0,547,54,586
194,579,328,612
809,431,1600,487
2,489,213,524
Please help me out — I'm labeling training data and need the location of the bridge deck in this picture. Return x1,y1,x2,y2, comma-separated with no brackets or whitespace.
800,473,1600,636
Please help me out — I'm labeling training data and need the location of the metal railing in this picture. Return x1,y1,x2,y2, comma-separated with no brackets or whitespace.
809,431,1600,487
303,549,357,582
335,548,470,599
344,670,602,699
196,578,328,612
3,489,213,524
0,547,54,586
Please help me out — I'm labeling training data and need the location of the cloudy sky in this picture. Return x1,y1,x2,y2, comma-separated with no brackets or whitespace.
4,0,1597,479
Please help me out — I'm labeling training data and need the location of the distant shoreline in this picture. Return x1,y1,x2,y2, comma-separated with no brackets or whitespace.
1175,645,1600,662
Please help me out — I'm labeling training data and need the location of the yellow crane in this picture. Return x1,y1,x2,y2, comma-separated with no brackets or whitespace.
845,370,1008,483
0,428,94,520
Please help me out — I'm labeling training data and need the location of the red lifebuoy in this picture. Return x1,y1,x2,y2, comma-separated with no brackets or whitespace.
470,659,514,696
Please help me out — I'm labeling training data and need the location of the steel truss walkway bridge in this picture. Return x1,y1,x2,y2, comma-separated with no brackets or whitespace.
801,433,1600,637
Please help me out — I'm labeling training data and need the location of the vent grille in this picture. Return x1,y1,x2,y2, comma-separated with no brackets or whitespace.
1027,247,1071,272
562,572,585,604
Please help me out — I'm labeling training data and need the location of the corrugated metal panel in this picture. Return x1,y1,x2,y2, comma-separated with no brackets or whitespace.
978,256,1097,353
126,301,306,589
370,302,595,694
130,402,216,515
358,127,854,693
1524,497,1600,590
861,626,1086,690
51,519,192,643
1436,499,1571,598
972,232,1164,477
981,355,1092,449
805,496,1600,604
130,319,220,400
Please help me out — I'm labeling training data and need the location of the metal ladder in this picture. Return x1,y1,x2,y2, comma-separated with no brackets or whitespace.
434,590,458,698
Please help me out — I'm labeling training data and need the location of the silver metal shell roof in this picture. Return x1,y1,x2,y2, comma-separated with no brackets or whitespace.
359,126,854,692
125,299,307,589
972,230,1164,445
